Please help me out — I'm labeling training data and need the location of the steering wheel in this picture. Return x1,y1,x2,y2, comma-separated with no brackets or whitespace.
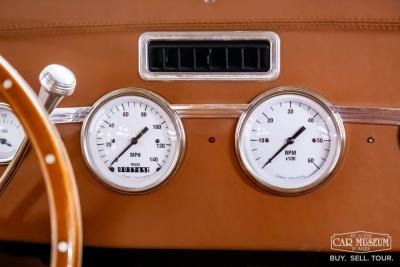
0,56,82,267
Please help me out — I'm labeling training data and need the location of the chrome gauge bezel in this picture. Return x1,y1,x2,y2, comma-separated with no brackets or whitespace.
81,88,186,193
0,102,24,165
235,86,346,195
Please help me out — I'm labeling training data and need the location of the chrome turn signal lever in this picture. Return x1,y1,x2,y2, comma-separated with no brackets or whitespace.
0,64,76,194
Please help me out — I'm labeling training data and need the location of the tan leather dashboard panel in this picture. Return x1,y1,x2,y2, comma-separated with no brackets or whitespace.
1,0,400,35
0,0,399,251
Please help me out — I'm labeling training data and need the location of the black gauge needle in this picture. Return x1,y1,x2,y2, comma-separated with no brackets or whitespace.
262,126,306,169
0,138,12,147
108,127,149,168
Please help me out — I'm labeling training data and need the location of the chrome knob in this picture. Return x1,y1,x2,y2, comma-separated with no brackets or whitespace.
39,64,76,112
0,64,77,196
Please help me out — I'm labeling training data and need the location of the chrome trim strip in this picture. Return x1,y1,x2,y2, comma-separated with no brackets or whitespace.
138,31,280,81
51,107,91,124
334,106,400,126
50,105,400,125
171,104,248,118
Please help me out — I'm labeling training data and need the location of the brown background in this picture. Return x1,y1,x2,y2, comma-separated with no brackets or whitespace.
0,0,399,251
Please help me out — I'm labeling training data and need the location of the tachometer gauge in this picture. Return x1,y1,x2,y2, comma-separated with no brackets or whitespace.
0,103,25,164
235,87,345,194
81,88,185,193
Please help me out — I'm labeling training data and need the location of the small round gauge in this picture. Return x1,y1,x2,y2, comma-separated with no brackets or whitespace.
235,87,345,194
81,88,185,193
0,103,25,164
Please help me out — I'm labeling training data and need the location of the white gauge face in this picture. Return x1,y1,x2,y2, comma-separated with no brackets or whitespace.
236,88,345,194
81,89,185,193
0,104,25,164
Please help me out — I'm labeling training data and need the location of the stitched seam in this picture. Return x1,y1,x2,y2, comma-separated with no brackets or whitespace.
1,17,400,30
0,21,399,36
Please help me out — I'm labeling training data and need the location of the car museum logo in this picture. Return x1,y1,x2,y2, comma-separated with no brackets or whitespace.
331,231,392,253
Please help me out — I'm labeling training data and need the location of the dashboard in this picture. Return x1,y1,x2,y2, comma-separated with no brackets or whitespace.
0,0,399,253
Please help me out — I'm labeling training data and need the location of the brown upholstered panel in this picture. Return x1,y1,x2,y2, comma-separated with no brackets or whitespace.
0,0,399,251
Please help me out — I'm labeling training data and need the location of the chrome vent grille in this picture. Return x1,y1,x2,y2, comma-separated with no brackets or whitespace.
148,41,270,72
139,32,280,81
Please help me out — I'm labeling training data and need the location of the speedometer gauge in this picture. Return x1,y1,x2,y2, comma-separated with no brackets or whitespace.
235,87,345,194
0,103,25,164
81,88,185,193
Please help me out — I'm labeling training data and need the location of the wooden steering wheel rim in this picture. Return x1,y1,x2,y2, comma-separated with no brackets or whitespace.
0,56,82,267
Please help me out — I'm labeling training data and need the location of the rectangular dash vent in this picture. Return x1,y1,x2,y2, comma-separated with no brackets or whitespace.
148,41,270,72
139,32,280,81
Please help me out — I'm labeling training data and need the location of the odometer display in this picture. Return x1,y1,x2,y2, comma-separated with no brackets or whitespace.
235,87,345,194
81,88,185,193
